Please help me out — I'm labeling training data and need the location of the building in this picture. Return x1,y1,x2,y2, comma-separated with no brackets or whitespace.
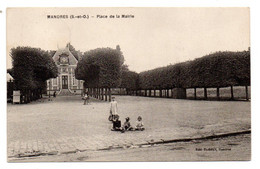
47,45,84,95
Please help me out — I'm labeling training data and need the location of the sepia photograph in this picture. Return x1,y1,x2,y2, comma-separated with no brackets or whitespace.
6,7,250,162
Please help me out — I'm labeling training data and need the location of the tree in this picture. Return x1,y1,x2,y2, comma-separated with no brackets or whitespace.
10,46,58,102
138,49,250,90
119,67,139,91
67,43,82,60
75,47,124,88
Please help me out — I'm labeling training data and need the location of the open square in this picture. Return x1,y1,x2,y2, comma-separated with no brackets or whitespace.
7,95,250,161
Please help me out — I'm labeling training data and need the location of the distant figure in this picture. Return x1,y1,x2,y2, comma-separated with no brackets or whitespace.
110,97,118,118
83,92,89,105
53,91,56,98
135,116,145,131
122,117,133,131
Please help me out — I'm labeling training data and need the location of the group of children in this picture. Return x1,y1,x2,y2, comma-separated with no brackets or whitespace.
110,97,145,133
111,115,145,132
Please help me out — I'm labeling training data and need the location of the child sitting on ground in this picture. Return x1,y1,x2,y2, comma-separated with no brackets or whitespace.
111,115,122,131
135,116,145,131
122,117,133,131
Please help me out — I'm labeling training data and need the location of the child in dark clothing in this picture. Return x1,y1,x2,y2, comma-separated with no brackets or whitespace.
111,115,122,131
122,117,133,131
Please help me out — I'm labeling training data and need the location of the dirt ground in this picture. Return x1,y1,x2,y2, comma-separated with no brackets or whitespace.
7,95,251,162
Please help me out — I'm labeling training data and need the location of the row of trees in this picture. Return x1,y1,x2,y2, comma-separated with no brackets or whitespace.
9,45,249,103
75,48,250,101
137,50,250,100
75,46,125,101
138,50,250,90
9,47,58,103
119,65,139,95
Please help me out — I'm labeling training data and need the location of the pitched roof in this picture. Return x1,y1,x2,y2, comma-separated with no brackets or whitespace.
52,46,78,65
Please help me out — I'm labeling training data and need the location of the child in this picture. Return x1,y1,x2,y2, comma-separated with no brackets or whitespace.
110,97,118,120
83,92,89,105
122,117,133,131
111,115,122,131
135,116,145,131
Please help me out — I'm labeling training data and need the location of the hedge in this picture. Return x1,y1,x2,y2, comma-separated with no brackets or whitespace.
138,50,250,90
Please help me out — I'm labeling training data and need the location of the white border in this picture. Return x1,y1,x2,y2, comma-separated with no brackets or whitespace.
1,0,259,169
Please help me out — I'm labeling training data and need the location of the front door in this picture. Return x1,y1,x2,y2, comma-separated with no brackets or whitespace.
62,76,68,89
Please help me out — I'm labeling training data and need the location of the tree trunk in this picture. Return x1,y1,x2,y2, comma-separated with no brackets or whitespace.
101,88,104,100
29,90,32,102
99,88,101,99
109,88,111,102
166,89,169,98
204,87,207,100
245,86,249,101
231,86,234,100
159,89,162,97
145,90,147,97
217,87,220,100
194,88,197,100
105,88,108,101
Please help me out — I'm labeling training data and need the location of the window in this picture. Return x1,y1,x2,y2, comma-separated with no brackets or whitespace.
62,68,68,73
72,76,77,86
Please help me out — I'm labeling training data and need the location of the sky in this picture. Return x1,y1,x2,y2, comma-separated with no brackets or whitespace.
6,7,250,73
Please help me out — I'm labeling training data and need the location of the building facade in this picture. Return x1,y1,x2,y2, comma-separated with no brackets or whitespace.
47,46,84,95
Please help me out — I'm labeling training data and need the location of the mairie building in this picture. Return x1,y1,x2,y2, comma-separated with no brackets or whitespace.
47,46,84,95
